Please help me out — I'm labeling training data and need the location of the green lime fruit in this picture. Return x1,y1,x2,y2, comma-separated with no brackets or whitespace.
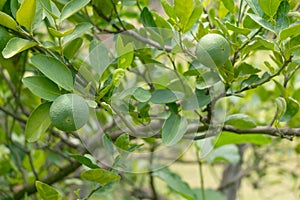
195,33,230,68
50,94,89,131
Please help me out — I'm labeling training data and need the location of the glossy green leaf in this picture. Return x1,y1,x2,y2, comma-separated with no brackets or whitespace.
16,0,36,31
275,1,289,33
225,22,251,36
133,87,151,102
279,23,300,41
183,0,202,32
161,0,175,19
30,54,74,91
22,76,60,101
39,0,60,19
174,0,194,30
81,168,120,185
69,154,99,169
221,0,234,12
25,102,51,142
62,22,92,44
116,36,134,69
162,113,188,146
214,132,271,148
48,27,73,38
258,0,281,17
36,181,62,200
63,37,83,60
225,114,256,129
247,13,275,33
195,88,211,108
60,0,91,21
2,37,36,58
140,7,156,27
280,97,300,121
153,167,195,200
115,133,130,150
235,62,261,77
151,89,180,104
244,0,264,16
207,145,240,164
0,11,18,31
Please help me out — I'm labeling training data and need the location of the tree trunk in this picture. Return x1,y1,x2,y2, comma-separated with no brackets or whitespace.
219,144,247,200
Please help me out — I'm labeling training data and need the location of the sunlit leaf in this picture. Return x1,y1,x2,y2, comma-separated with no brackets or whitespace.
30,54,74,91
0,11,18,31
81,168,120,185
16,0,36,31
36,181,62,200
25,103,51,142
225,114,256,129
2,37,36,58
162,113,188,146
60,0,91,21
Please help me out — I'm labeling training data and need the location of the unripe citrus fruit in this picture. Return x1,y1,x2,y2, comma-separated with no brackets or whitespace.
50,94,89,131
195,33,230,68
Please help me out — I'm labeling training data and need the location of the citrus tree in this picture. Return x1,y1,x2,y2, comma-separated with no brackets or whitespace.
0,0,300,200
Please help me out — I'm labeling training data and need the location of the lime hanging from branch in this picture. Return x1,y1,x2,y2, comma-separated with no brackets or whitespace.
50,94,89,131
195,33,231,68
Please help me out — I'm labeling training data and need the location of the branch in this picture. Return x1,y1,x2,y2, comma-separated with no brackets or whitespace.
232,56,292,95
13,161,81,200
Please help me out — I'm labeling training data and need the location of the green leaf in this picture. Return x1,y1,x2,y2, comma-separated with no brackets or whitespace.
275,1,289,33
151,89,180,104
22,76,61,101
60,0,91,21
207,145,240,164
214,131,271,148
183,0,202,32
174,0,194,31
2,37,37,59
258,0,281,17
161,0,175,19
195,88,211,108
25,102,51,142
39,0,60,19
279,23,300,41
221,0,234,12
30,54,74,91
48,27,73,38
63,37,83,60
116,36,134,69
81,168,120,185
225,114,256,129
280,97,300,121
140,7,156,27
247,13,275,33
69,154,99,169
244,0,264,16
0,11,18,31
235,62,261,77
36,181,62,200
225,22,251,36
195,72,221,89
16,0,36,31
133,87,151,102
115,133,130,150
162,113,188,146
153,167,195,200
62,22,92,45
